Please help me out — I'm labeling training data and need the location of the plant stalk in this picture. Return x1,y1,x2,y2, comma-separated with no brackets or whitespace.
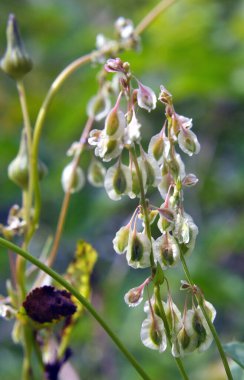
0,237,152,380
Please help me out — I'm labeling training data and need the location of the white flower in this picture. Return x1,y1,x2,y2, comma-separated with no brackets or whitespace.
153,233,180,269
148,133,170,164
87,93,111,121
115,17,135,40
61,163,85,193
124,109,141,145
104,161,132,200
140,315,167,352
113,224,130,254
87,158,106,187
126,230,151,269
178,127,200,156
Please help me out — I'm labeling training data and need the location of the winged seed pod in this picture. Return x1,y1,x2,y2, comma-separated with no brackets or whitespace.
104,160,132,200
113,224,130,254
87,158,106,187
153,233,180,269
1,14,32,80
126,229,151,269
140,315,167,352
61,162,85,193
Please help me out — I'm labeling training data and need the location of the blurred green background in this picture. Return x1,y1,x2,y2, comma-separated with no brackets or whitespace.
0,0,244,379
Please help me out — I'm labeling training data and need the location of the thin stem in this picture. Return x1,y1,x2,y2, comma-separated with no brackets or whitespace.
135,0,177,35
154,285,190,380
179,251,233,380
46,116,94,268
129,147,155,269
0,237,152,380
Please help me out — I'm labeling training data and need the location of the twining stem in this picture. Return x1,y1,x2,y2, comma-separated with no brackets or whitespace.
154,285,190,380
179,251,233,380
135,0,177,35
0,237,152,380
129,147,189,380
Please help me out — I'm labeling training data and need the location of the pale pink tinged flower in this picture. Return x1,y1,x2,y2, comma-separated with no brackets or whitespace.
182,173,199,187
104,58,124,73
104,161,132,200
112,224,130,254
124,285,144,307
136,81,157,112
158,85,173,105
178,127,200,156
140,315,167,352
126,229,151,269
61,163,85,194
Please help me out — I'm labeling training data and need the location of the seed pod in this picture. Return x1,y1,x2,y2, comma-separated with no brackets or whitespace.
8,130,46,189
104,161,132,200
113,224,130,254
126,229,151,269
61,162,85,193
87,158,106,187
1,14,32,80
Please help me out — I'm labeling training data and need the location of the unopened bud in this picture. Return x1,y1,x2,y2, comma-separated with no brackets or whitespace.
124,286,144,307
1,14,32,80
136,81,157,112
182,173,199,187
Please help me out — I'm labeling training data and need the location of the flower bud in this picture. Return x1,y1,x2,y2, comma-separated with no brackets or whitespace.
104,161,132,200
136,81,157,112
8,130,46,189
158,85,173,105
126,230,151,269
87,158,106,187
1,14,32,80
178,127,200,156
113,224,130,254
104,58,124,73
61,162,85,193
124,286,144,307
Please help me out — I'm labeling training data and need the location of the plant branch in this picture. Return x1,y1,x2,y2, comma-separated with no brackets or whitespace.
0,237,152,380
135,0,177,35
179,251,233,380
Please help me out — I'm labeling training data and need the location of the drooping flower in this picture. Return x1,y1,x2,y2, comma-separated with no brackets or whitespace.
178,127,200,156
140,314,167,352
61,162,85,193
124,108,141,145
153,233,180,269
136,81,157,112
104,160,132,200
126,229,151,269
87,158,106,187
124,285,144,307
113,224,130,254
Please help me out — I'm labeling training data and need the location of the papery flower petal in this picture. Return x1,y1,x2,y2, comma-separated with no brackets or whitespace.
138,152,161,189
87,93,111,121
174,213,198,255
182,173,199,187
87,158,106,187
113,224,130,254
137,81,157,112
104,107,126,139
104,161,132,200
153,233,180,269
92,131,124,162
126,230,151,269
124,286,144,307
140,315,167,352
148,133,170,164
178,128,200,156
163,298,182,335
124,109,141,145
61,163,85,193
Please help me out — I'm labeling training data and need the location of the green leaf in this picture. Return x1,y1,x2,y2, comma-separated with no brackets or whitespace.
223,341,244,369
153,263,164,286
230,364,244,380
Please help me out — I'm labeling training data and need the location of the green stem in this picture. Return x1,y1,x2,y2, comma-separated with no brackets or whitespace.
179,251,233,380
154,285,190,380
129,147,155,269
0,237,152,380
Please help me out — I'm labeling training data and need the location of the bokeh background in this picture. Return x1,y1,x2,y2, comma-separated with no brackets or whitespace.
0,0,244,379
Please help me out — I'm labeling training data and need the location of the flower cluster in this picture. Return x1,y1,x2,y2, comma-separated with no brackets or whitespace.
86,58,213,358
